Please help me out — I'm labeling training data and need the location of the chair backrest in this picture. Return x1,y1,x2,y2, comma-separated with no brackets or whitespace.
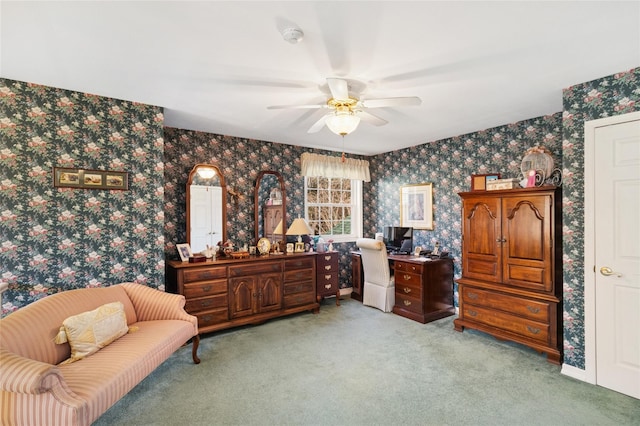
356,238,392,287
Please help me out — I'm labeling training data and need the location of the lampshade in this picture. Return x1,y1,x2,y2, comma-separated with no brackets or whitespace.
286,218,313,237
272,219,283,235
196,167,216,179
326,110,361,136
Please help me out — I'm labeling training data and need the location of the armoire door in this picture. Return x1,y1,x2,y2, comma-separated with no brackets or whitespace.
461,196,502,283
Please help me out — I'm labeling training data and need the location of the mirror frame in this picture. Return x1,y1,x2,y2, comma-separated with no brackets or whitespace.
186,164,227,249
254,170,286,245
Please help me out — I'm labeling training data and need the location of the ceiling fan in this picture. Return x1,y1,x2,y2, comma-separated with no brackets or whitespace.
267,78,421,136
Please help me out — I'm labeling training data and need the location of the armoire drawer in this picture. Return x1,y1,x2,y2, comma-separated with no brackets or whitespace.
461,287,551,323
462,304,550,343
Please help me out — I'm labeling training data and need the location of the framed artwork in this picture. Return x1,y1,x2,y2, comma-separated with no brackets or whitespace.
53,167,128,190
471,173,501,191
176,243,192,262
400,183,434,230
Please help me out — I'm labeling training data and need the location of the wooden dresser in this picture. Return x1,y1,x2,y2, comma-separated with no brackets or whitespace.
166,252,318,335
393,257,455,323
454,186,562,364
316,251,340,305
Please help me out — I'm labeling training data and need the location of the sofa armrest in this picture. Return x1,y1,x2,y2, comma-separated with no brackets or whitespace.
0,348,83,406
120,283,198,333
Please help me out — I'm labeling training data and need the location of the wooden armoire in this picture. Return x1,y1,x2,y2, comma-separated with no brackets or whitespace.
454,186,562,364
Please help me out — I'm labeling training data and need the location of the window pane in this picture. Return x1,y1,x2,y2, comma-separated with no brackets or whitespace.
342,179,351,190
343,190,351,203
331,191,342,203
318,189,329,203
318,177,329,189
330,179,341,190
308,177,318,188
307,207,318,221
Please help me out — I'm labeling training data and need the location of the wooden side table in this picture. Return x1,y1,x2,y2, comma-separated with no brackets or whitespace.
316,251,340,305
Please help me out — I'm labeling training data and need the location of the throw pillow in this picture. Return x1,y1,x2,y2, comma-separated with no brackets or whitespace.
55,301,129,364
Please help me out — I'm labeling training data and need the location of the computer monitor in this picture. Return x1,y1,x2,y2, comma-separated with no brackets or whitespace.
383,226,413,253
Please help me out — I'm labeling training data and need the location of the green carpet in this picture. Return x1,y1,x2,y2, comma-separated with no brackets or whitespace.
94,298,640,425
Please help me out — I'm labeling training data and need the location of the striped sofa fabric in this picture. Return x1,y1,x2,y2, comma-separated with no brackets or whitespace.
0,283,199,426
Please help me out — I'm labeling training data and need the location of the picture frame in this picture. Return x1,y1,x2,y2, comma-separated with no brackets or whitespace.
471,173,501,191
414,246,422,257
400,183,434,230
176,243,192,262
53,167,128,190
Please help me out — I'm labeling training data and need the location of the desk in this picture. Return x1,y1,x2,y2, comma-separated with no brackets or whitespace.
351,252,455,323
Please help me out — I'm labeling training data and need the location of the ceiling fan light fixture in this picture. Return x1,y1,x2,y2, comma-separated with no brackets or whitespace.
326,110,360,136
282,27,304,44
196,167,216,179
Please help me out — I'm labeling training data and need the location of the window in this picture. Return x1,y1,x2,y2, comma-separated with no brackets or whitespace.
305,176,362,242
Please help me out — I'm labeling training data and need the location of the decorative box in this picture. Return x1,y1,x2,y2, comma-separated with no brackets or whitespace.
189,255,207,263
486,178,521,191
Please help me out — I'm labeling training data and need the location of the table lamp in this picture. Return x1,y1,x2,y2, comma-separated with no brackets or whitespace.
286,217,313,252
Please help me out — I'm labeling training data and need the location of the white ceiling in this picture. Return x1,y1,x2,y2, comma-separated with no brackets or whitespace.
1,1,639,155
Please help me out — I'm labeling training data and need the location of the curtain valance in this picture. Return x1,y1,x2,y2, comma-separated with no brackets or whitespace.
300,152,370,182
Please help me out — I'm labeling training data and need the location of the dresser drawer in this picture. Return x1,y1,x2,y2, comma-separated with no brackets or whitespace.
395,262,423,274
185,294,228,313
183,279,227,299
317,253,337,267
285,257,315,270
284,280,315,295
461,287,551,323
229,261,282,277
395,293,422,314
395,280,422,300
183,266,227,283
462,304,550,343
284,268,314,283
195,308,228,329
284,291,316,308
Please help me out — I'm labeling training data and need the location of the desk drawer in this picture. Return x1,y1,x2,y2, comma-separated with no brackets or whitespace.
183,279,227,298
185,294,228,313
461,287,550,323
461,304,550,343
395,262,423,274
395,270,421,287
183,266,227,283
395,280,421,300
395,293,422,314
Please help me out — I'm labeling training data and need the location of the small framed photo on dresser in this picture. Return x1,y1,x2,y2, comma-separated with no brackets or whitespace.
471,173,501,191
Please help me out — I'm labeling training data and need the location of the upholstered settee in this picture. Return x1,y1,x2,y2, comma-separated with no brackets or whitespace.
0,282,200,426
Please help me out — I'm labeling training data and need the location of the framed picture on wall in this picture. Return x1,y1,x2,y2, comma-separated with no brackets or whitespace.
400,183,434,230
53,167,128,190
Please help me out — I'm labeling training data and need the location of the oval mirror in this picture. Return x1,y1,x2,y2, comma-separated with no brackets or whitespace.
186,164,227,254
254,171,286,246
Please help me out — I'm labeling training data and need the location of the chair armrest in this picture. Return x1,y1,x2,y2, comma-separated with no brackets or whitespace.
120,283,198,333
0,348,83,406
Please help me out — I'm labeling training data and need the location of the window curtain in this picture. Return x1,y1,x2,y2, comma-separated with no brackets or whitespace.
300,152,370,182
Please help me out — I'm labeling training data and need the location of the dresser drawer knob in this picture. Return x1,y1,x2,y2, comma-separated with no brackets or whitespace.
526,306,540,314
403,274,411,281
325,284,331,289
403,287,411,294
200,300,212,307
467,292,478,300
324,256,331,261
202,285,212,292
325,265,332,270
403,300,412,306
468,310,478,317
324,275,331,280
526,326,541,334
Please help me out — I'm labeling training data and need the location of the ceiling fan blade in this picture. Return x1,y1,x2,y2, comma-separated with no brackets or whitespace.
267,104,325,110
357,110,388,127
308,114,329,133
360,97,422,108
327,78,349,101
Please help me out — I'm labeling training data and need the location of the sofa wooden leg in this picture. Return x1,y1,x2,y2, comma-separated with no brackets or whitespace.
192,335,201,364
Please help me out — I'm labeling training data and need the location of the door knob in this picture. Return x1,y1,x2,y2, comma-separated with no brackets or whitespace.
600,266,622,277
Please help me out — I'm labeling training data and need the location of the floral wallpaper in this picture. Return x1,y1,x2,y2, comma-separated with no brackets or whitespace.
0,78,165,316
3,67,638,372
560,67,639,368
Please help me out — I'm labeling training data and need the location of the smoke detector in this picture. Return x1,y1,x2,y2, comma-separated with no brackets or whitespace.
282,27,304,44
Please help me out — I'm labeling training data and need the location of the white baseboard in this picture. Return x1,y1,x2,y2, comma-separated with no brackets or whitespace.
561,363,594,384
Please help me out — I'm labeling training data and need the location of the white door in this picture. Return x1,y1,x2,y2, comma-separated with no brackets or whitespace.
594,117,640,399
189,185,223,253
